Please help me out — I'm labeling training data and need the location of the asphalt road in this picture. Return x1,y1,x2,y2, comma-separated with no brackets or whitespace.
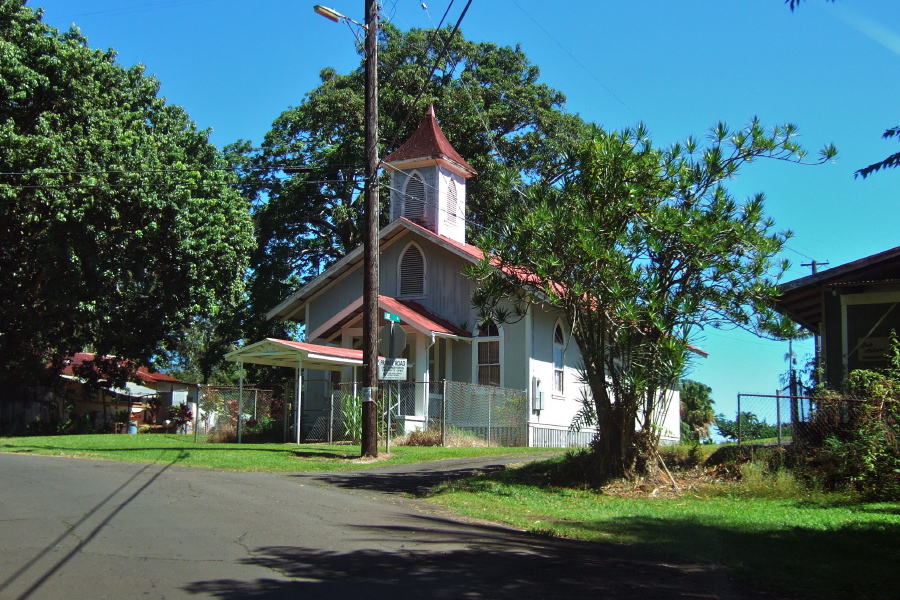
0,452,769,600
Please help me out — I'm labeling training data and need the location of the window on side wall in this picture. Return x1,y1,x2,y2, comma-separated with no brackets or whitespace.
553,323,564,394
477,320,500,387
398,243,425,297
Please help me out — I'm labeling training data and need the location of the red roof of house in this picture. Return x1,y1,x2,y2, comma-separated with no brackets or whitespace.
381,105,476,176
61,353,188,384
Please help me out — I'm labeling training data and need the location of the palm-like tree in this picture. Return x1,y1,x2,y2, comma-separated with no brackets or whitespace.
679,379,715,442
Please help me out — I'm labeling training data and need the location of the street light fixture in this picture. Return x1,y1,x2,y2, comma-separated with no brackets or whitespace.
313,4,367,29
314,2,379,458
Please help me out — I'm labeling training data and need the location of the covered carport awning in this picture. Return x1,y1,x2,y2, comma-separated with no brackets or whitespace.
224,339,365,444
225,338,364,371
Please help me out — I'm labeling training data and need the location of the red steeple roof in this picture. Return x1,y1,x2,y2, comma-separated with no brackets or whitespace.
381,105,476,176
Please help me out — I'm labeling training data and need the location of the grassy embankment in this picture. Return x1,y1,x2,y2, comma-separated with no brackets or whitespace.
427,448,900,600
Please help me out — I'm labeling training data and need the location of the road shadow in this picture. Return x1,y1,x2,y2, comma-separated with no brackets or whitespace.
293,452,560,497
183,513,764,600
299,465,505,496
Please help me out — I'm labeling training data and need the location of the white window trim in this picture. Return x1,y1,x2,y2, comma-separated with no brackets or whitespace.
553,320,565,396
840,290,900,376
397,241,427,299
472,323,504,388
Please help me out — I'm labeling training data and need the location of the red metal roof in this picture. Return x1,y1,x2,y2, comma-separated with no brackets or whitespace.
394,217,485,261
60,353,188,384
381,105,476,176
263,340,366,361
379,297,471,338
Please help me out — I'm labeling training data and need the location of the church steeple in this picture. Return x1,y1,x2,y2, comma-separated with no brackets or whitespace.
382,106,475,244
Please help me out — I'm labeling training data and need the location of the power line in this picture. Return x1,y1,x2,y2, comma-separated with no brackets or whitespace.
377,0,474,167
509,0,632,115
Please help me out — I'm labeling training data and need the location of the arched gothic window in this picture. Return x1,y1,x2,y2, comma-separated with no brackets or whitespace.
446,178,458,226
404,173,425,222
553,323,565,394
398,243,425,297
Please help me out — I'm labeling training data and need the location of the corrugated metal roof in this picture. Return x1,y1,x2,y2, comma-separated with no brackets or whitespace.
381,105,476,176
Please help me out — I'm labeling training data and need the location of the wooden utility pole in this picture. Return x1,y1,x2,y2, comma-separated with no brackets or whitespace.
802,259,828,389
361,0,379,457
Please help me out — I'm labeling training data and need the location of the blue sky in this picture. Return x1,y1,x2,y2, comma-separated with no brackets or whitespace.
33,0,900,416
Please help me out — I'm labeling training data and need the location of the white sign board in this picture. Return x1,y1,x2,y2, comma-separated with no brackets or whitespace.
378,357,408,381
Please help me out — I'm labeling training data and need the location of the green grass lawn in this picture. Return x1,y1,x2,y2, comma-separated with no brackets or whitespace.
0,433,554,472
427,456,900,600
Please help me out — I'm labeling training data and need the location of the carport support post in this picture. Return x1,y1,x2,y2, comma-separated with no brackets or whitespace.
237,360,244,444
295,365,302,445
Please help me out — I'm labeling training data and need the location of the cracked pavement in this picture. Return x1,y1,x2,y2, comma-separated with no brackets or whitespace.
0,452,770,600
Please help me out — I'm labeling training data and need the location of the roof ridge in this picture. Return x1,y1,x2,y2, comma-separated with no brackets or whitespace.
382,105,476,175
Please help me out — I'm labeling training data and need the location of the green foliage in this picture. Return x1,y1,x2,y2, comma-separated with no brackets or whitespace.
230,23,586,346
0,1,254,395
856,126,900,179
714,411,780,442
786,0,834,10
342,394,363,444
792,334,900,500
679,379,715,442
167,402,193,434
470,120,834,482
239,416,283,444
785,1,897,181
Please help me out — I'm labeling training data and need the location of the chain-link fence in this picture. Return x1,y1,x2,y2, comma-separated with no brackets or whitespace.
202,380,531,446
729,392,896,447
197,385,288,442
303,380,528,447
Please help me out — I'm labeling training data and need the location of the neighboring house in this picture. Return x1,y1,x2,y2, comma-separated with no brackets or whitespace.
776,246,900,389
231,106,682,446
53,353,197,429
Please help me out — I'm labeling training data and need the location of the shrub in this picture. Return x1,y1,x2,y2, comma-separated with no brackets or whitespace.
392,427,491,447
207,423,237,443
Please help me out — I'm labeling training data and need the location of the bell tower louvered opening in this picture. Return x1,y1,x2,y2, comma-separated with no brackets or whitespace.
446,178,458,226
404,173,426,224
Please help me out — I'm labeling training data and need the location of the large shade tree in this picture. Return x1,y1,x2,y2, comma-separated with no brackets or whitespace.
0,1,254,398
229,23,586,342
469,121,836,482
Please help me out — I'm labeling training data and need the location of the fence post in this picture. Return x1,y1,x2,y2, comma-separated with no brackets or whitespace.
328,391,334,445
237,362,243,444
487,389,492,445
776,389,783,447
441,379,447,447
736,393,741,446
385,384,391,454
